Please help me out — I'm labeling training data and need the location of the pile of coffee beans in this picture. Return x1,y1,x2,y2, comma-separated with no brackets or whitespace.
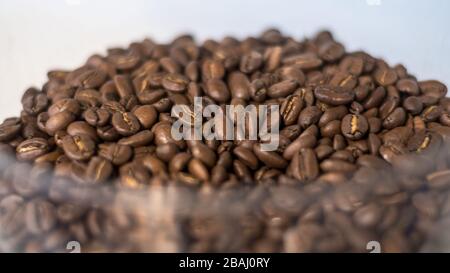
1,29,450,252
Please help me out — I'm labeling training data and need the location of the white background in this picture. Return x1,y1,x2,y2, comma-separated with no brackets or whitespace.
0,0,449,120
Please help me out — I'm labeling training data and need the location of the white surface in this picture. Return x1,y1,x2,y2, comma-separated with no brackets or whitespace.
0,0,449,120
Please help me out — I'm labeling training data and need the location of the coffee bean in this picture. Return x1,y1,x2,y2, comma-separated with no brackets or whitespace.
205,78,231,103
403,96,423,115
25,198,57,234
112,112,141,136
419,80,447,99
162,73,189,92
290,148,319,181
45,111,75,136
228,72,250,100
267,79,298,98
253,143,287,169
16,138,50,161
190,143,217,168
233,146,259,170
62,134,96,161
155,143,179,162
67,121,98,141
202,59,225,80
421,105,443,122
341,114,368,140
86,156,113,183
396,78,420,96
314,86,354,106
383,107,406,129
280,93,303,126
98,143,132,165
240,51,263,73
21,89,49,116
298,106,322,129
118,130,153,147
374,67,398,86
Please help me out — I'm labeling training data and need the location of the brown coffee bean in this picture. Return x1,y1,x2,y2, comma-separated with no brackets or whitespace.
25,198,56,234
188,158,210,181
426,170,450,189
363,86,386,109
169,152,192,173
45,111,75,136
62,134,96,161
240,51,263,73
112,112,141,136
191,143,217,168
118,130,153,147
228,72,250,100
205,78,231,103
421,105,443,122
383,107,406,129
403,96,423,115
83,107,110,127
86,156,113,183
320,158,357,173
280,93,303,126
283,53,323,69
267,79,298,98
298,106,322,129
0,119,22,142
374,67,398,86
67,121,98,141
290,148,319,181
341,114,368,140
396,78,420,96
419,80,447,99
155,143,179,162
21,88,49,116
16,138,49,161
253,143,287,169
233,146,259,170
320,120,341,138
98,143,133,165
202,59,225,80
314,86,354,106
162,73,189,92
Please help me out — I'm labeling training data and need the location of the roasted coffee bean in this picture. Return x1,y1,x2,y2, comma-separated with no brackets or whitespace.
191,143,217,168
233,146,259,170
118,130,153,147
205,78,231,103
24,198,56,235
383,107,406,129
363,86,386,109
112,112,141,136
267,79,298,98
320,120,341,138
298,106,322,129
419,80,447,99
396,78,420,96
314,86,354,106
374,67,398,86
16,138,50,161
290,148,319,181
202,59,225,80
280,93,303,126
83,107,110,127
320,159,357,173
62,134,96,161
228,72,250,100
67,121,98,141
155,143,179,162
240,51,263,73
45,111,75,136
98,143,132,165
421,105,443,122
341,114,368,140
403,96,423,115
162,73,189,92
21,89,49,116
253,143,287,169
188,158,210,181
86,156,114,183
